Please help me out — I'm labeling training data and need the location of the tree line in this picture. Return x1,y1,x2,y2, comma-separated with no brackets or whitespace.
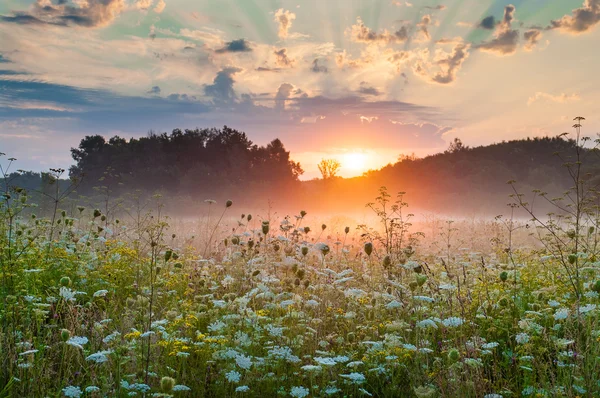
68,126,303,203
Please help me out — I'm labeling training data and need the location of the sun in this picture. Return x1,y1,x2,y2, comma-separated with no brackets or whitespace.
342,152,367,172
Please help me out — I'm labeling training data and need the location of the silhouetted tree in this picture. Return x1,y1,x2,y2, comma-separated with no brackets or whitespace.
69,126,304,201
318,159,341,179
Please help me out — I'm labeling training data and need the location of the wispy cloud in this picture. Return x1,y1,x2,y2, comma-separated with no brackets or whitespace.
527,92,580,106
274,9,296,39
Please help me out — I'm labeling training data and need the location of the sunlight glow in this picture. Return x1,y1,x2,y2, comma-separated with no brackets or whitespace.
342,152,368,172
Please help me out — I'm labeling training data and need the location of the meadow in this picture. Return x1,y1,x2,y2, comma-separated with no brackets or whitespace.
1,124,600,398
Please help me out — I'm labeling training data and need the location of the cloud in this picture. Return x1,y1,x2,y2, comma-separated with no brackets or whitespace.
523,29,542,51
274,9,296,39
274,48,294,67
311,59,328,73
436,37,464,44
215,39,252,53
349,17,409,44
154,0,166,13
283,114,450,152
256,66,281,73
0,0,127,28
204,67,242,104
550,0,600,34
275,83,294,110
476,5,519,55
358,82,381,96
478,16,496,30
167,93,197,101
527,92,580,105
413,43,470,84
424,5,446,10
416,14,433,41
136,0,153,10
147,86,161,95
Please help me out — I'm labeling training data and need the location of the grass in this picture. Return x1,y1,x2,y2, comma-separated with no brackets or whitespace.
0,192,599,398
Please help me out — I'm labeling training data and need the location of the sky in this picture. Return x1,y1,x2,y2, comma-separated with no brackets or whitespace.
1,0,599,179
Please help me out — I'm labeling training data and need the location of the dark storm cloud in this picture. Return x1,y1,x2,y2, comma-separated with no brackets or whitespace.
204,67,242,103
274,48,294,67
478,16,496,30
215,39,252,53
0,0,127,28
311,59,328,73
475,5,519,55
358,82,381,96
549,0,600,33
147,86,161,95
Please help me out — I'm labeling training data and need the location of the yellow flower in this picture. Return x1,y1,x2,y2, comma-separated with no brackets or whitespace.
125,331,141,339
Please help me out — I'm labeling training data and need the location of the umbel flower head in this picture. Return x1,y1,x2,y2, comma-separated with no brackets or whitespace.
364,242,373,256
161,377,176,392
414,385,437,398
315,243,330,256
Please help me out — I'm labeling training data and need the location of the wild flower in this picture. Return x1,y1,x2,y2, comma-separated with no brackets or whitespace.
301,365,322,372
548,300,560,307
572,385,587,394
85,386,100,393
235,354,253,370
333,355,349,363
225,370,241,383
268,346,300,363
579,304,596,314
324,386,340,395
344,288,367,299
279,299,295,308
208,321,226,332
346,361,363,368
19,349,39,356
438,283,456,290
62,386,82,398
59,287,76,302
235,386,250,392
481,342,499,349
516,333,530,344
66,336,88,350
413,295,434,303
417,319,438,329
385,300,402,309
93,289,109,297
290,386,310,398
314,357,337,366
554,308,570,320
222,275,235,287
86,350,112,364
442,317,464,327
413,385,437,398
103,331,120,344
305,299,319,307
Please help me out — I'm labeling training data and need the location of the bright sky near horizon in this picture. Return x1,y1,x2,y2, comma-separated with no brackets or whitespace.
1,0,599,179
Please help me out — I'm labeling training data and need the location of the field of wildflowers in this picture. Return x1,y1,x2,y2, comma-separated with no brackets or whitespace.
1,121,600,397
